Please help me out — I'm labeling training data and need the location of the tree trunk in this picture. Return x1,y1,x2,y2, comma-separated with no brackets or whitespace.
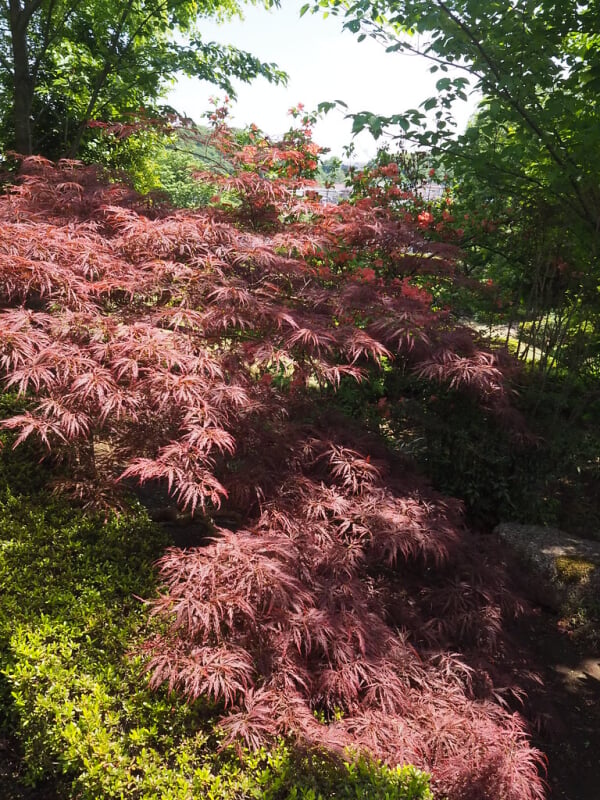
9,1,34,155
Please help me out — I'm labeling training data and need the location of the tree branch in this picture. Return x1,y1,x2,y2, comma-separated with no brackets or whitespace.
431,0,597,229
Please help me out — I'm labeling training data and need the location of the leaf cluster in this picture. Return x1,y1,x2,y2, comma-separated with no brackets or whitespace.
0,150,507,512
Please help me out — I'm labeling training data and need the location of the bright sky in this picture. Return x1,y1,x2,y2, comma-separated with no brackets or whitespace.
167,0,480,161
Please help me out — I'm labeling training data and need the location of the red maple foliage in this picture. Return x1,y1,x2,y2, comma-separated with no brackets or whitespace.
0,126,544,799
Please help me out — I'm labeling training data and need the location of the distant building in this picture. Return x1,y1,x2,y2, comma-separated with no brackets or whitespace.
416,182,445,201
296,183,351,205
297,181,445,206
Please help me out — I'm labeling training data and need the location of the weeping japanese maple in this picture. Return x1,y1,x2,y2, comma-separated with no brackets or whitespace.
0,120,545,800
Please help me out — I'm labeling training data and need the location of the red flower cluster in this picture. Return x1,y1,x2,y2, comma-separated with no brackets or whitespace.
418,210,435,228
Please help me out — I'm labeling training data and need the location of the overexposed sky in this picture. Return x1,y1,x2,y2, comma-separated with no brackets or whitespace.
167,0,479,160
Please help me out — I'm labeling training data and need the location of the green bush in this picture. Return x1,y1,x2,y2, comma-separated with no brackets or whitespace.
0,415,432,800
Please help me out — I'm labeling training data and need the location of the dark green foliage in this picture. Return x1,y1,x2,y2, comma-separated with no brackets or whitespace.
0,0,287,158
328,363,600,533
560,570,600,649
0,395,54,495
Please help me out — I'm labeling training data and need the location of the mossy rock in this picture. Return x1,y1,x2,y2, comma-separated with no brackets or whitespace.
495,523,600,610
496,524,600,644
554,555,596,584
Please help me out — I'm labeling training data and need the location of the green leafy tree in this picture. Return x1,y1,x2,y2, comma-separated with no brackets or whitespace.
0,0,286,157
310,1,600,378
315,0,599,225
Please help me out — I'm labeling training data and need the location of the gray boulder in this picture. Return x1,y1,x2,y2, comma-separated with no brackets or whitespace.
495,523,600,611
